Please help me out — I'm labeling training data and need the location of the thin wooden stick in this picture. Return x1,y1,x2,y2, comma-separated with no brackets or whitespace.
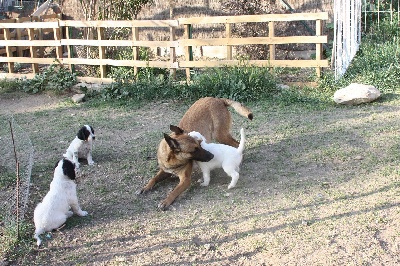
9,120,20,239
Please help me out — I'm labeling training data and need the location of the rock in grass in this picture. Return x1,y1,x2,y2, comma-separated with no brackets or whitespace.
333,83,380,105
72,93,85,103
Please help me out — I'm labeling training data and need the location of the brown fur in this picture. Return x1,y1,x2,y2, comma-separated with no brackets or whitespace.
136,125,214,210
178,97,253,147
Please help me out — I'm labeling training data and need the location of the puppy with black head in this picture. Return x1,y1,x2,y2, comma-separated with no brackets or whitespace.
33,158,88,246
63,125,95,169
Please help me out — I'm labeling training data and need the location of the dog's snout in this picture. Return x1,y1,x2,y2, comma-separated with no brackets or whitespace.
197,149,214,162
92,136,96,140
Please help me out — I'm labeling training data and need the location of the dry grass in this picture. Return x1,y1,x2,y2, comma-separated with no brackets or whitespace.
1,92,400,265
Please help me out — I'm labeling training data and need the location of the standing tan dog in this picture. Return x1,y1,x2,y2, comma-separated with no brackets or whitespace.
136,125,214,210
136,97,252,210
178,97,253,147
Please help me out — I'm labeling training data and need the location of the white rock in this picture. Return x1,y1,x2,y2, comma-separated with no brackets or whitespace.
333,83,380,105
71,93,85,103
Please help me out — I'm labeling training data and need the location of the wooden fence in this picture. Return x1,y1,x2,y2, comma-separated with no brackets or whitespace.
0,12,329,83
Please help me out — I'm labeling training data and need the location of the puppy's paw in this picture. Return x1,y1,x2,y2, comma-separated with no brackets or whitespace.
88,160,95,166
227,184,236,189
67,211,74,217
200,182,209,187
78,210,88,216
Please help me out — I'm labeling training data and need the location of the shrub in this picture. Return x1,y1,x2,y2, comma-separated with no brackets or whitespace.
19,64,77,94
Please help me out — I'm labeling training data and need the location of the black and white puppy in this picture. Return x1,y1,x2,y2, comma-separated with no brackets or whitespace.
33,158,88,246
63,125,95,169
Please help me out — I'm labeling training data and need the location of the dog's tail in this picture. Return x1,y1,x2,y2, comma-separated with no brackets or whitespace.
237,128,246,154
221,98,253,120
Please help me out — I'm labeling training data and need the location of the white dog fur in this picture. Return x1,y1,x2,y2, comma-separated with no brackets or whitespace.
33,158,88,246
63,125,95,169
189,128,245,189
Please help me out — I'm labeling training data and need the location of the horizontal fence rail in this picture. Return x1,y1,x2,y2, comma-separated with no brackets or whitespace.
0,12,329,83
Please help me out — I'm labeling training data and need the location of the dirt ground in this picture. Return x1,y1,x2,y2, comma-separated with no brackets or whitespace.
1,92,400,266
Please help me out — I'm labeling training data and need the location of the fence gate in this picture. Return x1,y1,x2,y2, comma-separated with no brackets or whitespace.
333,0,362,80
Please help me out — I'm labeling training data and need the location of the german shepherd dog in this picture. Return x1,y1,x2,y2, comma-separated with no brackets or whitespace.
136,97,253,210
136,125,214,210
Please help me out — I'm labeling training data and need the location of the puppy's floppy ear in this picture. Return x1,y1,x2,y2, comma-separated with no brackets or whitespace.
62,159,76,180
164,133,181,152
77,126,86,140
89,125,94,135
169,125,184,135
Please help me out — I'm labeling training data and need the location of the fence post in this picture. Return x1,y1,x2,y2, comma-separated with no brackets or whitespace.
184,24,192,82
27,27,39,74
226,22,232,60
53,21,63,62
33,16,45,58
316,19,322,77
15,18,23,57
132,26,139,79
4,28,14,73
268,21,275,62
65,25,74,72
97,27,106,79
170,25,177,79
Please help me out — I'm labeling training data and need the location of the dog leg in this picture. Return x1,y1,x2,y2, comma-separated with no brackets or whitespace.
34,230,43,246
73,152,80,169
87,152,95,166
227,170,240,189
136,170,172,194
158,174,191,211
215,133,240,148
200,169,211,187
70,196,88,216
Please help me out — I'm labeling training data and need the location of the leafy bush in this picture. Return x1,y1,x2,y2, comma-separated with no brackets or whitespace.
189,65,279,102
0,78,21,93
19,64,77,94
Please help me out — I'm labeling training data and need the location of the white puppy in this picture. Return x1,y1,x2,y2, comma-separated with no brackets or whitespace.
189,128,245,189
63,125,95,169
33,158,88,246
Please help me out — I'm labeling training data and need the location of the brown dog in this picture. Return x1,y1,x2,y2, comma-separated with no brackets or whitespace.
137,97,252,210
136,125,214,210
178,97,253,147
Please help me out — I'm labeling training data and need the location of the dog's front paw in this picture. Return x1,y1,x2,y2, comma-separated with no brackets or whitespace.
88,160,95,166
200,182,209,187
78,210,88,216
135,188,146,195
227,184,236,189
135,185,153,195
157,200,171,211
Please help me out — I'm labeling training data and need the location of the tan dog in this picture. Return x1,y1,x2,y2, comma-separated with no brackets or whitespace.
178,97,253,147
136,125,214,210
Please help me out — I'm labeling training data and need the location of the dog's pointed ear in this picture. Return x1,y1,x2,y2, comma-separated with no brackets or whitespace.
164,133,181,152
170,125,184,135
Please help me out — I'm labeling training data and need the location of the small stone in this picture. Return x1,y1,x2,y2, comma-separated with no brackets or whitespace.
71,93,85,103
